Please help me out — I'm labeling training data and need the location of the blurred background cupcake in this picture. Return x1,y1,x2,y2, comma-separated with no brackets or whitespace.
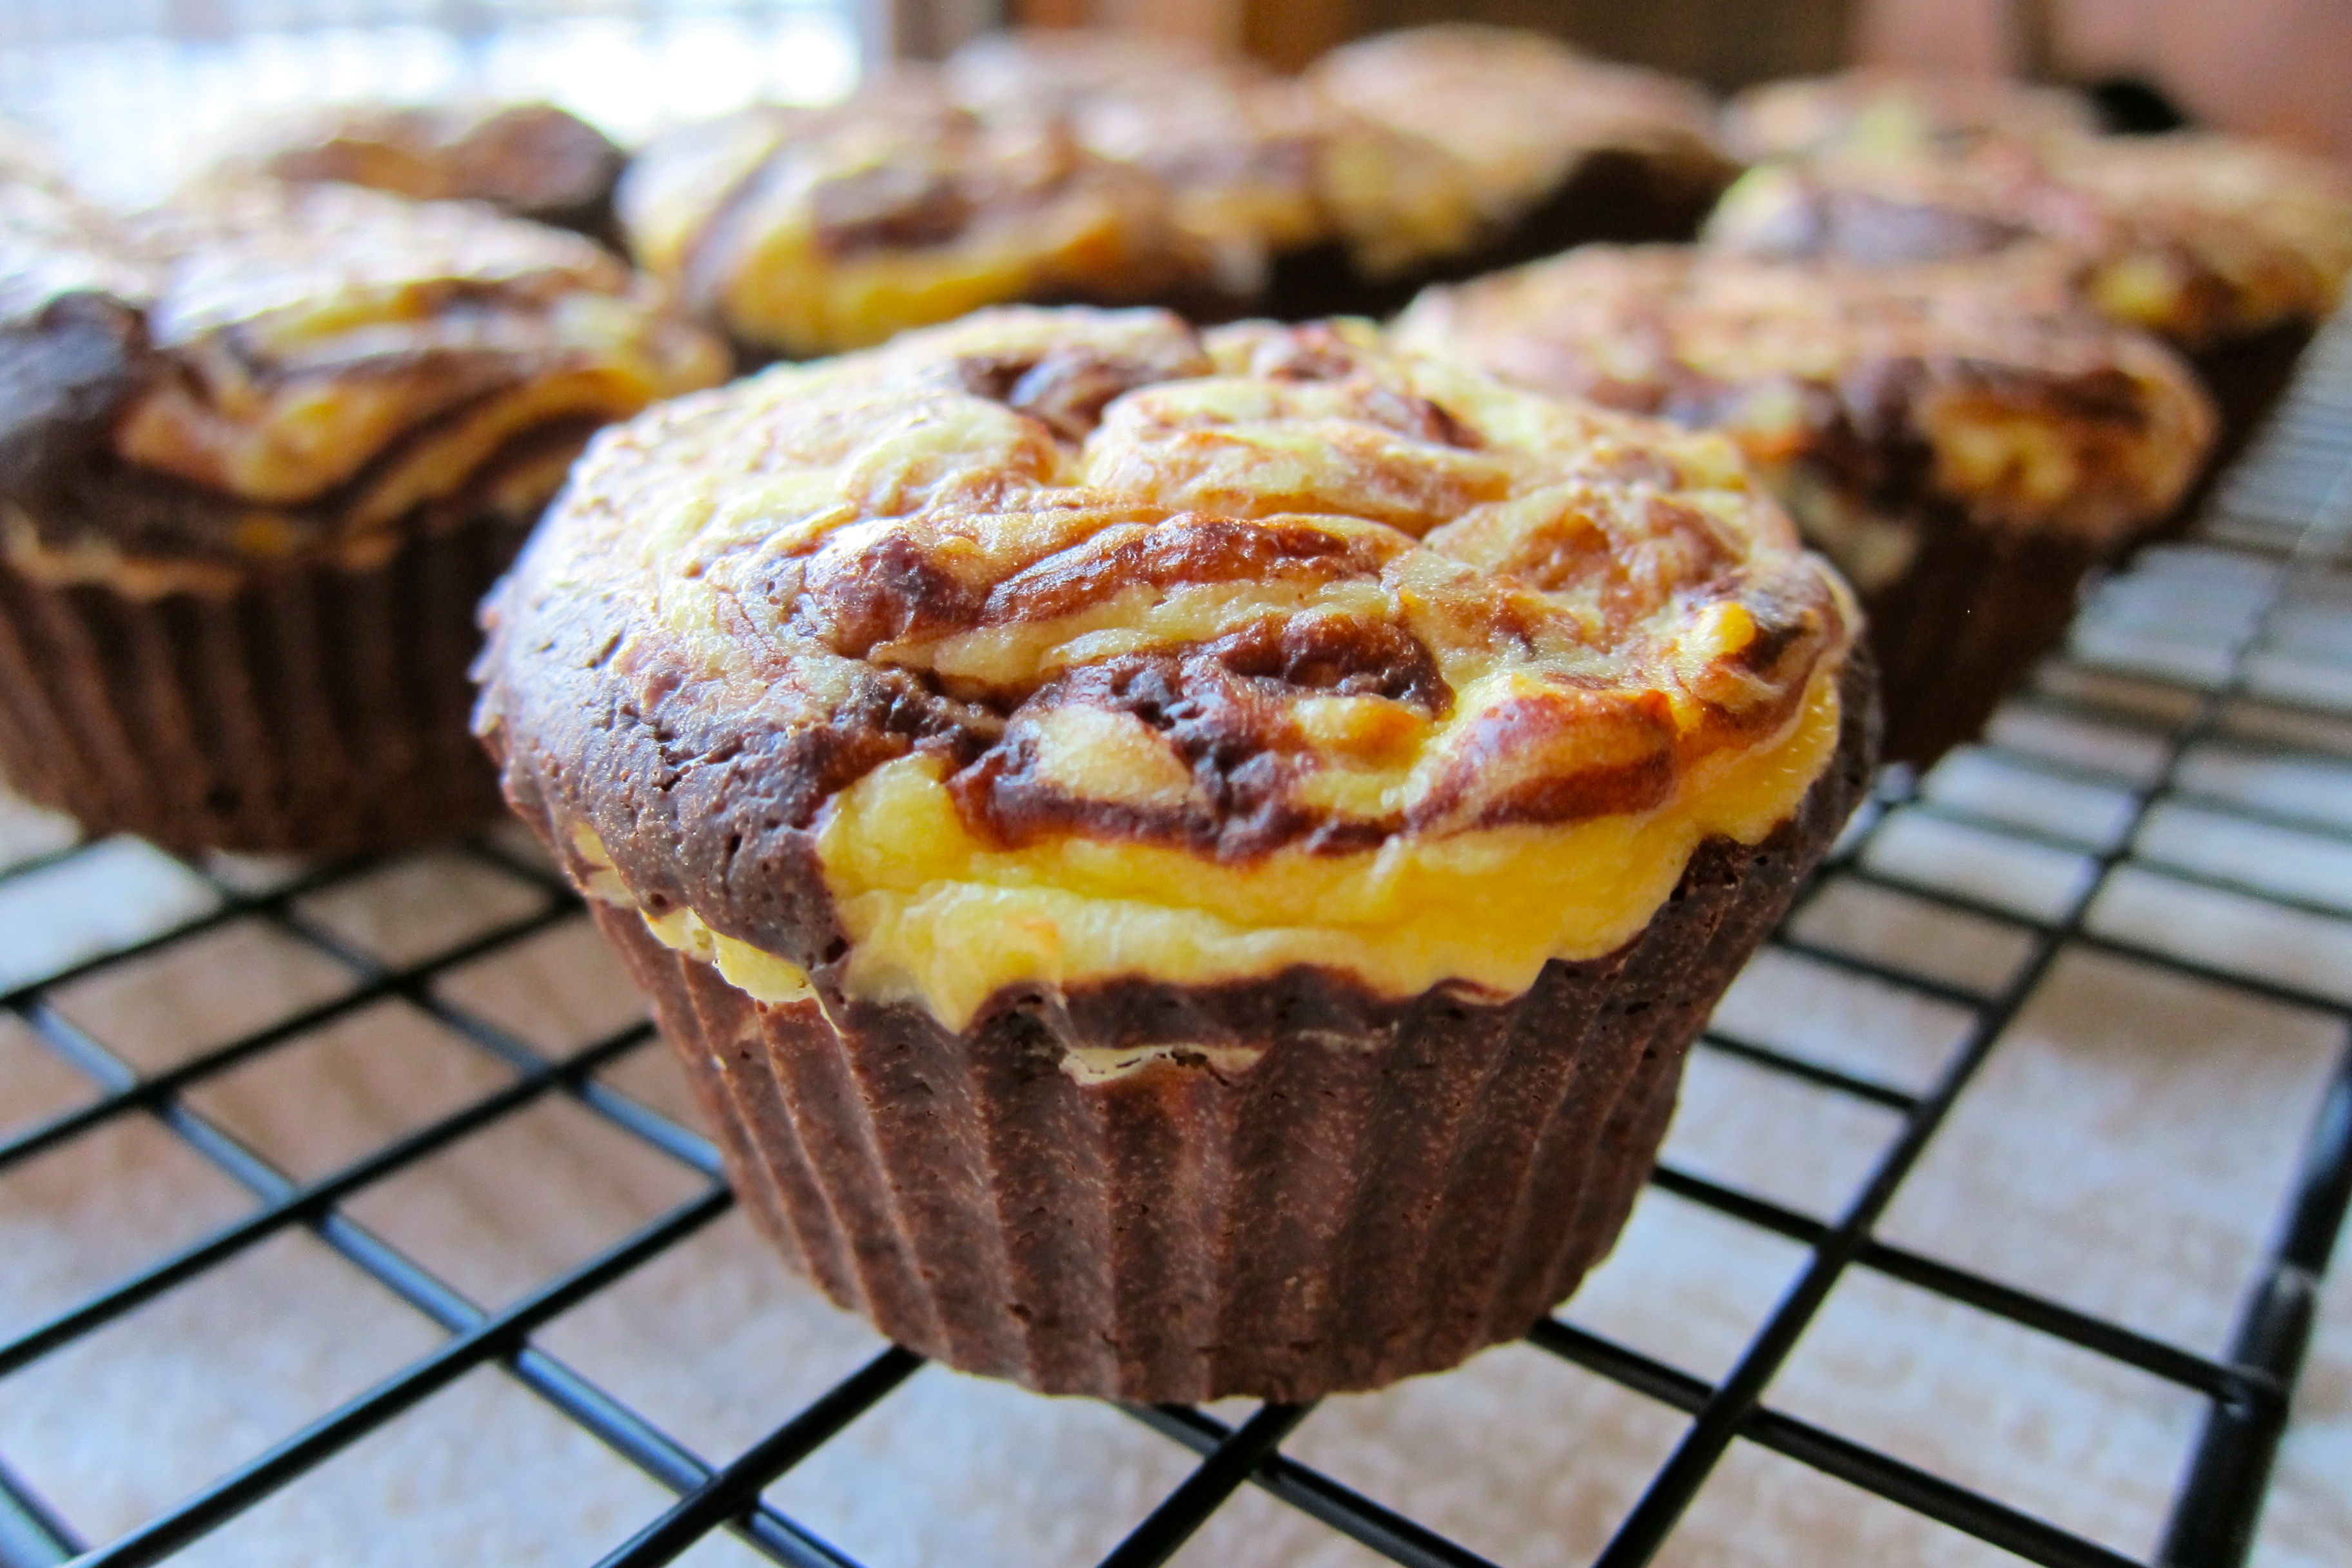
0,170,723,855
1394,242,2215,765
616,73,1213,361
614,21,1742,357
1295,24,1740,313
1707,123,2352,498
941,28,1336,309
205,99,629,247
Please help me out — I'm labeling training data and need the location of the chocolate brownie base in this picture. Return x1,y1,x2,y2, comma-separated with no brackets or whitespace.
2144,320,2318,543
556,652,1873,1402
1856,502,2098,769
0,513,523,856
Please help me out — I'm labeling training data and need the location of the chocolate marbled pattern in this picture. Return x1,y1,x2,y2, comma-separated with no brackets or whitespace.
618,83,1213,362
1393,246,2212,546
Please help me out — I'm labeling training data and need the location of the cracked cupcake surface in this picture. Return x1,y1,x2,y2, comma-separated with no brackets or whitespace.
1392,244,2210,767
478,306,1856,1030
1392,244,2215,556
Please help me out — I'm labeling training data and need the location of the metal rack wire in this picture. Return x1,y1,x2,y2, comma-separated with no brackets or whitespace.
1,318,2350,1568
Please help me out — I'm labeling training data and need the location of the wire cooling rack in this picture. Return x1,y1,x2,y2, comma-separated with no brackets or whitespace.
1,320,2351,1568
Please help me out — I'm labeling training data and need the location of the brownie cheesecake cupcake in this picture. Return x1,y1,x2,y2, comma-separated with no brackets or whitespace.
215,101,628,246
0,175,723,854
1298,24,1739,313
1395,246,2213,765
1706,132,2352,484
618,75,1210,362
475,306,1872,1401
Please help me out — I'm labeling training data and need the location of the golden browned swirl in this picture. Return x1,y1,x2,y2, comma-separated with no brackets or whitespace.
477,306,1857,1028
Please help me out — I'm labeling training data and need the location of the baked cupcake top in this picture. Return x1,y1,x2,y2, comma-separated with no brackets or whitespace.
478,306,1856,1029
0,177,725,591
1304,25,1730,240
1392,245,2213,573
216,101,625,237
945,30,1331,295
1707,133,2352,349
618,77,1208,360
1719,69,2097,162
